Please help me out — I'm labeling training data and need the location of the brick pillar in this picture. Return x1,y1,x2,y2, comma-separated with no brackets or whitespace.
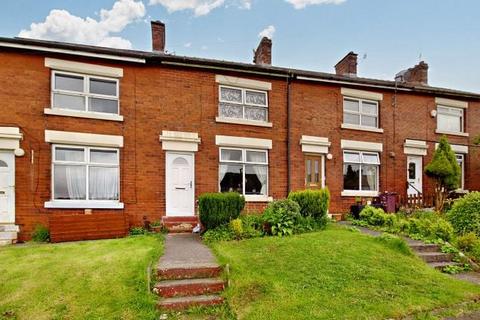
151,21,165,52
335,52,358,77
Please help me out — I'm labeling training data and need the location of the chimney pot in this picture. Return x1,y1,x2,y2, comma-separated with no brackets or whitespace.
151,20,165,52
335,51,358,77
395,61,428,85
253,37,272,65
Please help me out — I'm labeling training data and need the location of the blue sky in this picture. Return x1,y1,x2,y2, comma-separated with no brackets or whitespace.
1,0,479,92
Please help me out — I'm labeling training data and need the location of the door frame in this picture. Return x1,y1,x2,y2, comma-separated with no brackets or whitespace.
0,150,15,224
407,155,423,195
165,151,195,217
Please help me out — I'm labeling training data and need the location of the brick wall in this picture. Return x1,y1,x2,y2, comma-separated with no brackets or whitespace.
0,49,479,241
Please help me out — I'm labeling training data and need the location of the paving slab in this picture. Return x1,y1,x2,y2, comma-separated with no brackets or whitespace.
158,233,219,269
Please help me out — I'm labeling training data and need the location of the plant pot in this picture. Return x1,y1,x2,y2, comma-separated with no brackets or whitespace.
350,204,365,219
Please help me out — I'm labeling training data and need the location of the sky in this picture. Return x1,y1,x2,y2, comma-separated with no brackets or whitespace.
1,0,479,92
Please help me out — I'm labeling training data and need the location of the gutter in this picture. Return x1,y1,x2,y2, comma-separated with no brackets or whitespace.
0,41,146,64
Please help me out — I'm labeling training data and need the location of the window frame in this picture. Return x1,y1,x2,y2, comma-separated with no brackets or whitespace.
342,150,380,192
343,97,380,129
455,153,465,190
437,105,464,134
51,144,121,202
51,70,120,115
218,85,269,122
218,147,269,197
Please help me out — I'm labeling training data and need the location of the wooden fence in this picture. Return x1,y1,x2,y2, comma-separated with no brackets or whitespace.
397,193,435,209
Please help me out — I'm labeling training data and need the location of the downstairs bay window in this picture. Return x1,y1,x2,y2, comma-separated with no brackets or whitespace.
48,145,121,208
219,148,268,198
343,151,380,195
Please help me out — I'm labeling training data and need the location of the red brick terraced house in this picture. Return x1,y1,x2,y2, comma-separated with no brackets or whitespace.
0,22,479,244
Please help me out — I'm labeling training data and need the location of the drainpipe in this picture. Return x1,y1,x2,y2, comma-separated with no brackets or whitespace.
286,72,293,194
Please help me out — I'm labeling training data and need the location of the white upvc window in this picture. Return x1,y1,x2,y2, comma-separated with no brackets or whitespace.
456,154,465,190
51,71,120,115
219,148,268,197
51,145,120,202
437,105,464,134
343,97,379,129
343,151,380,192
218,85,268,122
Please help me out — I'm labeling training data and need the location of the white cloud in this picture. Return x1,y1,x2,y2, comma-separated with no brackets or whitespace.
258,25,275,39
201,45,208,50
184,42,192,47
149,0,251,16
285,0,345,9
18,0,145,49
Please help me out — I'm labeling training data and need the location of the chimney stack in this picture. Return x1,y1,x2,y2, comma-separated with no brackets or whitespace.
253,37,272,65
151,21,165,52
395,61,429,85
335,52,358,77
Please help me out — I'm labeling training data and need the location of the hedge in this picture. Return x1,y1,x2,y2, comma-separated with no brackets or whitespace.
198,192,245,230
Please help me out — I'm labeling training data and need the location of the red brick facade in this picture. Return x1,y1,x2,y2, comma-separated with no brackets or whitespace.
0,39,478,242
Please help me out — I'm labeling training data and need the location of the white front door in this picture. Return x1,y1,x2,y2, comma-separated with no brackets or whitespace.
0,152,15,223
407,156,423,195
166,152,195,216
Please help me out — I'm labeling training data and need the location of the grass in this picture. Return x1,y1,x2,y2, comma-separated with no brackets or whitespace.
210,225,480,320
0,234,163,320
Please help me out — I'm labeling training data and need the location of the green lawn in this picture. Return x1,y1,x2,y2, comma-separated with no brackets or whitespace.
210,225,480,320
0,234,163,320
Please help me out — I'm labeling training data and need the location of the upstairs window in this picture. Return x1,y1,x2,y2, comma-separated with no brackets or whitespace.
52,71,119,115
437,105,464,133
219,148,268,196
219,86,268,122
343,98,379,128
343,151,380,192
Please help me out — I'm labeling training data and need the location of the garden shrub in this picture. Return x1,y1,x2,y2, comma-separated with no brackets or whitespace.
455,232,478,252
31,224,50,242
229,218,243,239
263,199,301,237
407,216,453,242
359,206,389,226
294,216,328,234
198,192,245,230
239,214,263,238
447,192,480,236
202,225,235,243
129,227,147,235
288,188,330,220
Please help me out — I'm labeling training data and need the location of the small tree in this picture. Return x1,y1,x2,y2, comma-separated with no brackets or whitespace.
424,136,461,212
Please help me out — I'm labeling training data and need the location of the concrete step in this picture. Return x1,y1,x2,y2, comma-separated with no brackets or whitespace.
418,252,453,263
429,261,461,270
157,263,222,280
153,278,225,298
162,216,199,233
0,231,18,240
158,294,224,311
409,243,441,253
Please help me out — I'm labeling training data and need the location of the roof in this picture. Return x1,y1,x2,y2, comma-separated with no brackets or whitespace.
1,36,479,100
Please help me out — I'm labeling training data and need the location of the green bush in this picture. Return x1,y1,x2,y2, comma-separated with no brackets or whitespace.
129,227,147,235
202,225,235,243
407,215,453,242
263,199,301,237
31,224,50,242
288,188,330,220
198,192,245,230
447,192,480,236
294,216,328,234
455,232,478,252
359,206,389,226
239,214,264,238
229,218,243,239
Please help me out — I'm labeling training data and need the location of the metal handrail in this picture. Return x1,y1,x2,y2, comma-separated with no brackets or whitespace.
407,181,422,195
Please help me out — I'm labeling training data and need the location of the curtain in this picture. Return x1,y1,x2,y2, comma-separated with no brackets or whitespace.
65,166,86,200
253,165,268,195
362,165,377,191
89,167,119,200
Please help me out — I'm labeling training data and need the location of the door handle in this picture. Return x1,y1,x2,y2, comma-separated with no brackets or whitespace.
190,181,193,188
175,187,186,190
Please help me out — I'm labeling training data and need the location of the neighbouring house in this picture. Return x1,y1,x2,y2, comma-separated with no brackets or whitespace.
0,21,478,243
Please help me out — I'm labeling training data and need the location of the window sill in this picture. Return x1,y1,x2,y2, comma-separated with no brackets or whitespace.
341,123,384,133
341,190,379,197
216,117,273,128
244,195,273,202
44,201,124,209
435,129,469,137
44,108,124,122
